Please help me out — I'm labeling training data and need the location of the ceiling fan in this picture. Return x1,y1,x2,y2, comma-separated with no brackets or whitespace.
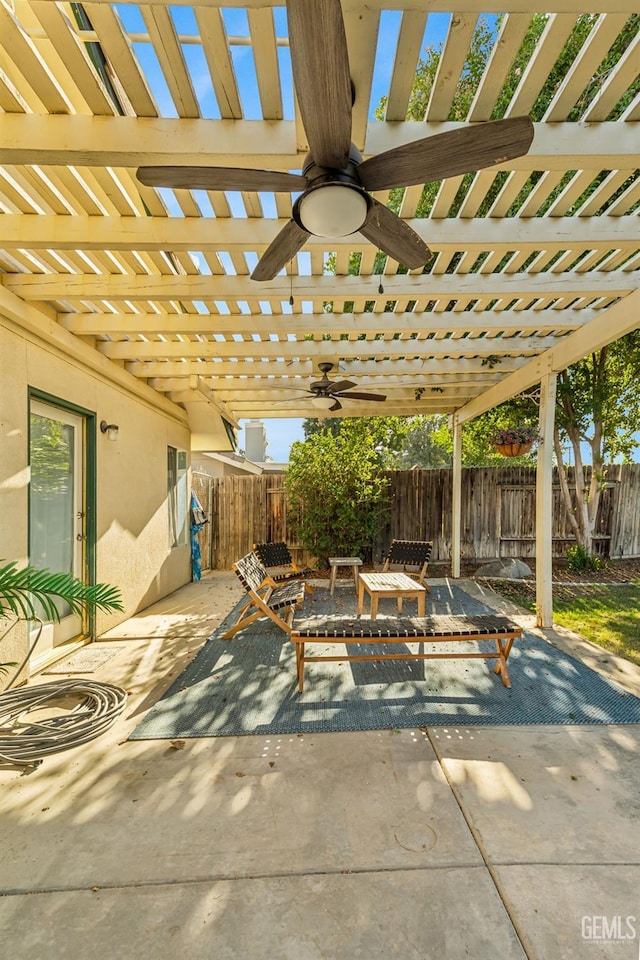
284,362,387,411
136,0,534,282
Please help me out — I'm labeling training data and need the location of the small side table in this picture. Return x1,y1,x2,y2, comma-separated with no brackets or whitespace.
328,557,363,596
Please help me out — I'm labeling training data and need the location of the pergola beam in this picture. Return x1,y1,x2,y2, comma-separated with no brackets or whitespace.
98,334,562,361
150,374,502,392
59,307,597,336
4,271,633,301
454,288,640,422
216,403,457,417
1,116,638,169
49,0,640,11
0,283,188,423
2,214,636,252
128,356,528,378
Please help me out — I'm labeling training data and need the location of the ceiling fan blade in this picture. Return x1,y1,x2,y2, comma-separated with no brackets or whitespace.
335,391,387,402
359,199,431,269
329,399,343,412
251,219,310,281
287,0,352,169
358,116,534,191
327,380,357,393
273,392,314,403
137,166,307,192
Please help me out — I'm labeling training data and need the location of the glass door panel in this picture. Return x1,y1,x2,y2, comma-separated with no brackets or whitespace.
29,400,85,659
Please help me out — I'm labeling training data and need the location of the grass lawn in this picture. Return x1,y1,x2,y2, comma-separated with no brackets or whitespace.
492,582,640,667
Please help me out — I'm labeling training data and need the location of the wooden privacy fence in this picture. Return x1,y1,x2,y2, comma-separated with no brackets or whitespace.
196,464,640,570
196,473,299,572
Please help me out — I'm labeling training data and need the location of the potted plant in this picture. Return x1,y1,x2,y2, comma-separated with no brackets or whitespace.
0,560,123,687
490,424,540,457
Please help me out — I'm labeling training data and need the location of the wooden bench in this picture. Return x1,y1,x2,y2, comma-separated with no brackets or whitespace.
290,614,522,692
222,552,306,640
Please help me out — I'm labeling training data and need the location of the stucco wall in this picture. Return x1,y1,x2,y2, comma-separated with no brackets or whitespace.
0,318,192,676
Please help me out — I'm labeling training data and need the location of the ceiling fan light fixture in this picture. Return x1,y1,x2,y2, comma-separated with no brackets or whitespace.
296,184,368,238
311,395,336,410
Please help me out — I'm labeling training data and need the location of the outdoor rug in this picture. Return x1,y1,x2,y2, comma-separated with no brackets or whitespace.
129,584,640,739
44,643,120,674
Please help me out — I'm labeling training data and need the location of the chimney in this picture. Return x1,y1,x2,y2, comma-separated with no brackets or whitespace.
244,419,267,462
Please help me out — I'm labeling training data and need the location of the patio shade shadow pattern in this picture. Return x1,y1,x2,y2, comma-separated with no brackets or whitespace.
129,585,640,740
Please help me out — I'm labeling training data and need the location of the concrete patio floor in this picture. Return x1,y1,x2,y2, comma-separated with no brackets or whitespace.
1,573,639,960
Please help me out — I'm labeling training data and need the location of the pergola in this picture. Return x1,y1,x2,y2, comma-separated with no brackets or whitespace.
1,0,638,625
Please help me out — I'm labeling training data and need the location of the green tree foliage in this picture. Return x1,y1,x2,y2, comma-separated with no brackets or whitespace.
302,413,535,468
406,409,537,467
393,416,453,468
374,13,639,224
462,332,640,550
285,429,390,567
552,331,640,550
302,416,412,466
30,415,73,495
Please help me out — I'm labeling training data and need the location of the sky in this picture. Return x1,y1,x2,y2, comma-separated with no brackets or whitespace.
240,417,305,462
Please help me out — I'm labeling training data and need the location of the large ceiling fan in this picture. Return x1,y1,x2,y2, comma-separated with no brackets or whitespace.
284,363,387,411
137,0,534,282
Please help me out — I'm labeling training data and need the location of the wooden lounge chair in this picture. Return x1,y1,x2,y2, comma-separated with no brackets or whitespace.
290,613,522,692
253,541,315,593
222,551,306,640
382,539,433,591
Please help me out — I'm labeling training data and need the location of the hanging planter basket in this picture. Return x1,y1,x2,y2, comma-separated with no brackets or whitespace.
494,442,533,457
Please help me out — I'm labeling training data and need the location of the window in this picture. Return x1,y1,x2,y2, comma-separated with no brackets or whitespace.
168,446,188,547
223,417,237,450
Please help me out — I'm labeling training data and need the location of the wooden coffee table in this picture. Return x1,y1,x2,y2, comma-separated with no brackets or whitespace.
357,572,426,620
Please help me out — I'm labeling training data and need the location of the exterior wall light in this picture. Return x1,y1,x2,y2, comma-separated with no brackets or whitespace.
100,420,119,441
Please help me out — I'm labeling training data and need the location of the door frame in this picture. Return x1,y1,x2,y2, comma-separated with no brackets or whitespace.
28,389,98,640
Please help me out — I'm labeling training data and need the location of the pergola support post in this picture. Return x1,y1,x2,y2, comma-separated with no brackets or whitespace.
536,372,557,628
451,417,462,578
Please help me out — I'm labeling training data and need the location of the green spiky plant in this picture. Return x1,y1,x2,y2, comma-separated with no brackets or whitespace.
0,560,123,621
0,560,124,682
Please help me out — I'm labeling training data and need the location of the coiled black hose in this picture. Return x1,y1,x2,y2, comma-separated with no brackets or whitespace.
0,679,127,766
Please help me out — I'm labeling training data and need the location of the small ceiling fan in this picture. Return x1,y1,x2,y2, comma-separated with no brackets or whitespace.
284,363,387,411
137,0,534,282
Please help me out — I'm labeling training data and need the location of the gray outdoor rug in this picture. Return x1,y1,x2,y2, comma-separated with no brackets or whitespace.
129,584,640,739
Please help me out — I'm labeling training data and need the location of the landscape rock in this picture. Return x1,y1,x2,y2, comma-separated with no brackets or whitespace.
475,558,533,579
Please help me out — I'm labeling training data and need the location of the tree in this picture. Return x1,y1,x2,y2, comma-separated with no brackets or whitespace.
462,332,640,552
552,332,640,551
285,429,390,567
394,411,536,467
302,416,412,467
393,416,452,468
373,13,639,223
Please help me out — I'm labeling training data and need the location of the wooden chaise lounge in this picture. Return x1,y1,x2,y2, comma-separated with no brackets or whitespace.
290,614,522,692
381,539,433,591
223,551,307,640
253,541,315,593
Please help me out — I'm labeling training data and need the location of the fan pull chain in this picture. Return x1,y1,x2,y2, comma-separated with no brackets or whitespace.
377,250,384,296
289,263,294,307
